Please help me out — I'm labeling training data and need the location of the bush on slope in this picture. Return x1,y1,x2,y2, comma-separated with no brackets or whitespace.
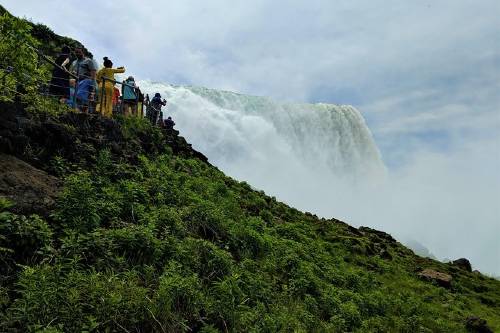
0,118,499,332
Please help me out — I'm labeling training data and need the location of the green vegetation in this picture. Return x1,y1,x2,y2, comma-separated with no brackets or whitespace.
0,5,88,106
1,140,499,331
0,12,49,102
0,6,499,333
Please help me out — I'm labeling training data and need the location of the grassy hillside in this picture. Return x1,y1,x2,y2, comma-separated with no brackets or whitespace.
0,7,499,333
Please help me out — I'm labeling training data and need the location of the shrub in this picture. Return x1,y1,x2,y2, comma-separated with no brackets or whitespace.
53,171,100,232
227,219,270,260
176,238,233,283
182,202,228,241
5,264,152,332
0,209,52,272
59,224,166,270
206,273,248,330
153,262,206,331
0,13,49,102
106,224,164,266
118,179,150,222
153,206,187,238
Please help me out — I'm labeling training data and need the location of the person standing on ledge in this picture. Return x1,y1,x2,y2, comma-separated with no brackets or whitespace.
163,116,175,130
48,45,71,103
70,47,98,112
122,76,137,116
149,93,167,125
112,85,121,115
70,47,97,81
96,57,125,117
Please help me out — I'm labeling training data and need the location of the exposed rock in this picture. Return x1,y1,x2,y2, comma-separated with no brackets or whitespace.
418,269,453,288
0,153,61,216
364,242,377,255
465,316,493,333
359,226,396,243
0,102,208,174
452,258,472,272
0,104,208,216
379,249,393,260
304,211,318,219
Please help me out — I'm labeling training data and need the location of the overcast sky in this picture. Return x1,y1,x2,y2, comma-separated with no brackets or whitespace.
3,1,500,273
3,0,499,166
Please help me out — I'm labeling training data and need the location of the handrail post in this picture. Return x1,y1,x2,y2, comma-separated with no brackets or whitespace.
120,81,125,116
145,94,150,122
73,65,80,111
135,88,139,117
141,98,144,118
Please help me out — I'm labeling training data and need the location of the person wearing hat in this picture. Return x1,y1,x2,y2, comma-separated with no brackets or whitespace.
96,57,125,117
122,76,137,116
48,45,71,102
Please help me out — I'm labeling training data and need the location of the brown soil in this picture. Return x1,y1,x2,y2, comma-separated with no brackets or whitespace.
0,153,61,216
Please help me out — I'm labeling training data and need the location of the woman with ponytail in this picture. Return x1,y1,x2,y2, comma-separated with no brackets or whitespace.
96,57,125,117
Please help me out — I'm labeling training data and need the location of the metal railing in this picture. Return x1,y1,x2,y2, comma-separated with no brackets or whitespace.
97,76,144,117
0,28,166,125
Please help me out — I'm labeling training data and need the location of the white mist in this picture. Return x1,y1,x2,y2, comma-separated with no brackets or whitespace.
138,81,500,277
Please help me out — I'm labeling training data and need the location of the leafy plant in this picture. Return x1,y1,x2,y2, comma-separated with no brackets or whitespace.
0,13,49,102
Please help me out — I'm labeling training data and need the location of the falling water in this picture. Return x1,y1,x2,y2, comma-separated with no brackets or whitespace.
137,81,500,276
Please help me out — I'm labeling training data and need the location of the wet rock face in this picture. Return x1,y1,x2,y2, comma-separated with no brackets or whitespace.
418,269,453,288
452,258,472,272
0,153,61,217
465,316,493,333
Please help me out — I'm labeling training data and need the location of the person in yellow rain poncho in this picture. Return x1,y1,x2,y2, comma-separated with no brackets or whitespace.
96,57,125,117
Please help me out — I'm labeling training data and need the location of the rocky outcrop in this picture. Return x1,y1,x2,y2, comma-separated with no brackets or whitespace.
465,316,493,333
418,269,453,288
359,226,396,243
0,101,210,217
357,226,396,260
452,258,472,272
0,153,60,216
0,102,208,175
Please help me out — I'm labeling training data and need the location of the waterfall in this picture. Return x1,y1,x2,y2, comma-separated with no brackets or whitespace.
137,81,500,276
138,81,385,216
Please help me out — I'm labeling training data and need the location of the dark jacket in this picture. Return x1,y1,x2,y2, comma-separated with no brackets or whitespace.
48,54,70,97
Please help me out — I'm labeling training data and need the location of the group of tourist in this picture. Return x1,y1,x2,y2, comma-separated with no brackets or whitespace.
48,46,172,128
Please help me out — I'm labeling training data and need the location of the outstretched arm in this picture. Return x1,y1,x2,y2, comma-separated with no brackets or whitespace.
61,58,70,68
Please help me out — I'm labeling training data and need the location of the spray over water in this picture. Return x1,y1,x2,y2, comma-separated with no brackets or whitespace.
138,81,500,276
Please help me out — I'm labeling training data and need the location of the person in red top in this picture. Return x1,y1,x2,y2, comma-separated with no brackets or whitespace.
112,86,121,114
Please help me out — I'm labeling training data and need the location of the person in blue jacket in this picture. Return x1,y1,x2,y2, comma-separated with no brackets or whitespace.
122,76,137,116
